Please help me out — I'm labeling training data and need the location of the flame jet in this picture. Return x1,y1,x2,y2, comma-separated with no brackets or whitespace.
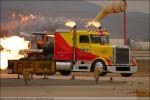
94,0,127,22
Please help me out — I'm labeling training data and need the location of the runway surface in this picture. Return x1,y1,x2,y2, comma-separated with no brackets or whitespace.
0,74,150,98
0,52,149,99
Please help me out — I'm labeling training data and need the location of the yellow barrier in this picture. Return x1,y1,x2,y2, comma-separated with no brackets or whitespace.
93,67,102,84
23,69,32,86
8,60,56,75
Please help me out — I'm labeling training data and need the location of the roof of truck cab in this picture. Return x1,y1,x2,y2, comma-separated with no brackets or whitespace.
55,29,109,36
32,32,54,35
78,30,109,35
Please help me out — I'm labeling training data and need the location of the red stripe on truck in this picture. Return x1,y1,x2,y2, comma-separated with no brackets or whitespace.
54,32,97,61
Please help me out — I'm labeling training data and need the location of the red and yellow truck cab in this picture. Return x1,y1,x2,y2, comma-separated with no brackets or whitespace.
54,28,137,77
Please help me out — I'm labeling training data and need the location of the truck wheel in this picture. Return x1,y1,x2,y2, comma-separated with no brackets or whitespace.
121,73,133,77
93,60,107,76
60,70,71,76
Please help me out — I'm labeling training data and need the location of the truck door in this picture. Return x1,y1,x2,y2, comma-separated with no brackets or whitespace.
77,35,91,60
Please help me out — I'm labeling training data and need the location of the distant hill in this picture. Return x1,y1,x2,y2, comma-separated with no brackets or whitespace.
1,1,149,41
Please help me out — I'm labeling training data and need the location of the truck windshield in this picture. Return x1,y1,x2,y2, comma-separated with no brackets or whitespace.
90,35,109,44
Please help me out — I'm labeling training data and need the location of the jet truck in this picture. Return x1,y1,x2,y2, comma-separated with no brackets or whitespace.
8,28,138,77
8,0,138,77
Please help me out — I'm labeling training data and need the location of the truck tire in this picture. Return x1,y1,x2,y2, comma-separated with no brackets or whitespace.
60,70,71,76
93,60,107,76
121,73,133,77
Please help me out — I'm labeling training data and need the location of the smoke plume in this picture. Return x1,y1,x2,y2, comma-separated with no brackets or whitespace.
1,11,91,38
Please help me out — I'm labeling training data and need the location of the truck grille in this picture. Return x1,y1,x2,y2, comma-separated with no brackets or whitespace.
115,48,129,64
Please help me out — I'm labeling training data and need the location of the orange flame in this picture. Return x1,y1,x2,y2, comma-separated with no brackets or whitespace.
65,20,76,28
0,36,29,70
9,11,37,23
86,21,101,28
19,14,37,23
10,12,16,18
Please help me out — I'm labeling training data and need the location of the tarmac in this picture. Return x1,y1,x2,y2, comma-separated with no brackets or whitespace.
0,74,150,98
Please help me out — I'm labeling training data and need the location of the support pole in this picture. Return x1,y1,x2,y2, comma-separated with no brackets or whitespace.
124,2,127,45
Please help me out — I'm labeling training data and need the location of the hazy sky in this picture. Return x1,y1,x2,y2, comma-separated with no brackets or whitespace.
1,0,149,40
88,0,150,14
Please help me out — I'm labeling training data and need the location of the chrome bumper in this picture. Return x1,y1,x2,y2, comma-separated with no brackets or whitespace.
107,65,138,73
